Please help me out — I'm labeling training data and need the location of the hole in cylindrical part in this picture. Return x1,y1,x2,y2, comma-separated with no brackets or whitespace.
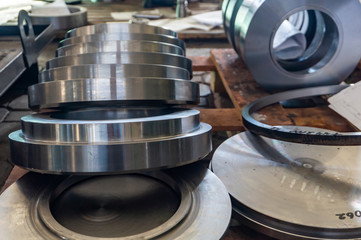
272,9,339,74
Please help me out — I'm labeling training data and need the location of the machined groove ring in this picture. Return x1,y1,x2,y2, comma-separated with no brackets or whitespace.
65,22,177,38
46,52,192,77
28,78,199,111
56,40,184,57
58,32,185,51
38,64,190,82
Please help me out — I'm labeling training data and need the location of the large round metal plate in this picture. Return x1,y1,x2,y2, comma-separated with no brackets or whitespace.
58,33,185,50
0,164,231,239
28,78,199,110
65,23,177,38
56,40,184,57
20,108,200,142
38,64,190,82
212,129,361,239
9,122,211,174
46,52,192,76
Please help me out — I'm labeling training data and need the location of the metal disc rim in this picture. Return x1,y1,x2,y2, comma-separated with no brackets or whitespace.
28,78,199,110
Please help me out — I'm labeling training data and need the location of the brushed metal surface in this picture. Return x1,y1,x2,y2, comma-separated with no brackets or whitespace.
29,6,87,30
20,108,200,142
0,164,231,239
38,64,190,82
212,129,361,239
58,32,185,51
56,40,184,57
9,120,212,174
46,52,192,76
28,78,199,110
223,0,361,90
65,22,177,38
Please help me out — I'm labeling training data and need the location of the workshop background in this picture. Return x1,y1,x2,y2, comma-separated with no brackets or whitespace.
0,0,361,239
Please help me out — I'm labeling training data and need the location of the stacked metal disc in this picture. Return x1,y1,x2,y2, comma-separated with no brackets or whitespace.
222,0,361,91
4,23,231,239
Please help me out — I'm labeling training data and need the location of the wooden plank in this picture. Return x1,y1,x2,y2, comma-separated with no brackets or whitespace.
189,56,216,71
210,49,293,126
199,108,244,131
210,49,355,132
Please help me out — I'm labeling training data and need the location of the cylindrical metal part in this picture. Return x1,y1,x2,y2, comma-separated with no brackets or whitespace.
29,6,87,30
65,22,177,38
223,0,361,90
38,64,190,82
28,78,199,110
46,52,192,76
56,40,184,57
58,33,186,51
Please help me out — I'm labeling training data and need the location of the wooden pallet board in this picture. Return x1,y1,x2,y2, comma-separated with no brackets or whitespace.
210,48,355,132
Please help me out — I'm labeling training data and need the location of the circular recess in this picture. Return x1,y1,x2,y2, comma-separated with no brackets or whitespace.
0,164,231,239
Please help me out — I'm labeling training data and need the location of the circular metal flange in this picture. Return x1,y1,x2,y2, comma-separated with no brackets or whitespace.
212,129,361,239
20,108,200,143
0,164,231,239
28,78,199,111
55,40,184,57
242,84,361,145
46,52,192,77
65,22,177,38
38,64,190,83
29,6,87,30
58,32,185,51
224,0,361,90
9,106,211,173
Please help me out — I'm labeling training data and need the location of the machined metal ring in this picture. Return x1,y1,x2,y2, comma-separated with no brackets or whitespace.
46,52,192,77
9,107,211,173
38,64,190,82
241,84,361,145
0,164,231,239
29,6,87,30
65,22,177,38
20,108,200,142
58,33,185,51
56,40,184,57
28,78,199,111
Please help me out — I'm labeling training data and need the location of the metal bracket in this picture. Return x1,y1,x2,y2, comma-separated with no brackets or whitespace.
18,10,54,68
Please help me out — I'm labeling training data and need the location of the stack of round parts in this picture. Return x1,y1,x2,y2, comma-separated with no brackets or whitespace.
5,23,231,239
222,0,361,91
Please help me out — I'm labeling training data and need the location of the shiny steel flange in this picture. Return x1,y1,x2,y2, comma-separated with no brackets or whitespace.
9,108,212,174
212,129,361,239
29,6,87,30
46,52,192,77
28,78,199,111
56,40,184,57
0,163,231,239
223,0,361,90
58,32,185,51
38,64,190,82
65,22,177,38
